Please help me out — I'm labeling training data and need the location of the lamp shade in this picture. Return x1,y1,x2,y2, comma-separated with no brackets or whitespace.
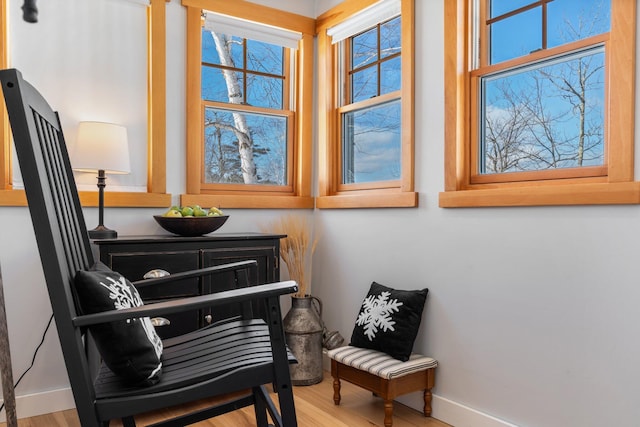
72,121,131,174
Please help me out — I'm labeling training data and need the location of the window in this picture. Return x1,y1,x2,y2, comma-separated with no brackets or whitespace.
441,0,638,207
342,16,401,185
182,0,315,209
0,0,170,208
201,17,293,188
316,0,417,209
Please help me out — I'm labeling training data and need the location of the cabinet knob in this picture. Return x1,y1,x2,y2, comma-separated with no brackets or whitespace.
205,315,213,324
143,269,170,279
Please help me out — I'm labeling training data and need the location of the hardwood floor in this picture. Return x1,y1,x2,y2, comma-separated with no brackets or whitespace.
1,372,452,426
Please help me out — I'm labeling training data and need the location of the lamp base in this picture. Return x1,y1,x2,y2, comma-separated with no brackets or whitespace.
88,225,118,240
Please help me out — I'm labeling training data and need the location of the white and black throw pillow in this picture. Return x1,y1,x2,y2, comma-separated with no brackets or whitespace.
350,281,428,361
74,262,163,386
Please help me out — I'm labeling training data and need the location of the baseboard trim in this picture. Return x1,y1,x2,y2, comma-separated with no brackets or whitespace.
397,392,519,427
0,387,75,422
2,382,519,427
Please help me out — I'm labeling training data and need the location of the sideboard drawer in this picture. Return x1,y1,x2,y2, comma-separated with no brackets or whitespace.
105,251,201,338
108,251,200,298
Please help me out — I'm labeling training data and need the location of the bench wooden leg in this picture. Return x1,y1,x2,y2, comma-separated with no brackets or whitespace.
333,376,342,405
384,399,393,427
424,388,432,417
424,366,435,417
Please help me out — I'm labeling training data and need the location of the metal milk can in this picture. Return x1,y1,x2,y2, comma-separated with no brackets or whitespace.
283,295,324,385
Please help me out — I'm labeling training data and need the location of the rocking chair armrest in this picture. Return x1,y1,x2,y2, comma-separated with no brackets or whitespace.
130,260,258,289
72,280,298,327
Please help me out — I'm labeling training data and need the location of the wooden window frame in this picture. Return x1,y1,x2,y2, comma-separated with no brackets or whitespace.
182,0,315,209
440,0,639,207
316,0,417,209
0,0,171,208
200,35,294,195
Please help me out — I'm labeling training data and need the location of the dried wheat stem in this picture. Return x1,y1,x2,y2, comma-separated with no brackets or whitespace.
261,214,317,297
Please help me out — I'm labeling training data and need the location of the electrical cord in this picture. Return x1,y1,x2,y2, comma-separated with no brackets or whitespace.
0,313,54,413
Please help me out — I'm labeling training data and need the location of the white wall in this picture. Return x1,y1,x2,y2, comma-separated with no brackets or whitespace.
312,1,640,427
2,0,640,426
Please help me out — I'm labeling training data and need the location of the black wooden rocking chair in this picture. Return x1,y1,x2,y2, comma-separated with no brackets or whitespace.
0,68,298,427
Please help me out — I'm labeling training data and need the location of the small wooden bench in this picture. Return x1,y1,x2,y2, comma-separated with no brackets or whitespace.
327,346,437,427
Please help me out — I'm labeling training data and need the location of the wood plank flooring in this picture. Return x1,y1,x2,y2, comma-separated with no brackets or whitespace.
1,372,452,426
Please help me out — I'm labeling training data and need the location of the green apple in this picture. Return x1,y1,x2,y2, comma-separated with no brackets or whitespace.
181,206,194,217
207,207,224,217
164,209,182,217
193,206,207,217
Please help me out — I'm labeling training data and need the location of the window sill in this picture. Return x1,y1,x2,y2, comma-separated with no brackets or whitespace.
317,192,419,209
0,190,171,207
439,182,640,207
181,194,315,209
80,191,172,207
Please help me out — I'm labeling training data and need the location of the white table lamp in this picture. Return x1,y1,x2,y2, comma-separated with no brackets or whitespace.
72,121,130,239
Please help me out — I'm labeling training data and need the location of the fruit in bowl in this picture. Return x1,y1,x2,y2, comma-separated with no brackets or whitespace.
154,205,228,236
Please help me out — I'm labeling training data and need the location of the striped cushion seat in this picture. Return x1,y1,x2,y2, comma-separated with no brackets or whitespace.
327,346,437,380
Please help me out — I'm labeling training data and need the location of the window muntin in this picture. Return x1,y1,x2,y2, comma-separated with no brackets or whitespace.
349,16,401,103
486,0,611,65
475,0,611,182
202,32,285,108
341,16,402,187
200,28,292,189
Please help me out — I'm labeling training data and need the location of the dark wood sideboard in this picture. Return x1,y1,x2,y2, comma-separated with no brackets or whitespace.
93,233,285,339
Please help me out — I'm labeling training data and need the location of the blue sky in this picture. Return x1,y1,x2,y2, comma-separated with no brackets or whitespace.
491,0,610,64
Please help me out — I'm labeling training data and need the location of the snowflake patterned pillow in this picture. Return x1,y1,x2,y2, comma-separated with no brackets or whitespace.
350,282,428,361
74,262,163,386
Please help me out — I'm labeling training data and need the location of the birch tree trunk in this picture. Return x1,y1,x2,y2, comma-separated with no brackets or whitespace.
211,32,258,184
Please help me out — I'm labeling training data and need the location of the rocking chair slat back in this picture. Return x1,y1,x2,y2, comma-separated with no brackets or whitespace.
0,69,100,419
